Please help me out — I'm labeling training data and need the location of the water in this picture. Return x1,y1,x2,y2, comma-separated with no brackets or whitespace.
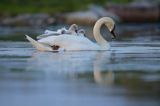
0,41,159,106
0,23,160,106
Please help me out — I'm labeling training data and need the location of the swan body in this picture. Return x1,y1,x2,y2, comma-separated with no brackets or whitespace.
37,34,100,50
26,17,116,51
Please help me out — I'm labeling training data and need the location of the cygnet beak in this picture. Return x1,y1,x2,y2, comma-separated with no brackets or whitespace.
75,29,78,33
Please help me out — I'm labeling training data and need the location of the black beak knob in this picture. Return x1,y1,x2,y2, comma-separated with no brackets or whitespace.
111,30,116,39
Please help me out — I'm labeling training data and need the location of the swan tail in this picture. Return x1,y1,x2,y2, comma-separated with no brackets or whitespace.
25,35,53,51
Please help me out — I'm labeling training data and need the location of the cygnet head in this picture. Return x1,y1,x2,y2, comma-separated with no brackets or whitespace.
78,29,86,37
59,28,67,34
69,24,78,33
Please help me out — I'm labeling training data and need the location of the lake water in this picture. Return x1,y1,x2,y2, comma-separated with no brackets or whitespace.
0,24,160,106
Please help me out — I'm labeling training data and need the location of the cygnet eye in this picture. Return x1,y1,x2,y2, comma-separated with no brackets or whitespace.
61,30,65,34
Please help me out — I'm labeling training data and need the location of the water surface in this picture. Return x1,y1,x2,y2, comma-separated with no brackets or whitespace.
0,41,159,106
0,23,160,106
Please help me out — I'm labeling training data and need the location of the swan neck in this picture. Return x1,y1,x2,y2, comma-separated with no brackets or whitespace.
93,20,109,48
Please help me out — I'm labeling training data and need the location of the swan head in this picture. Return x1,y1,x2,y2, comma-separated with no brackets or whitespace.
103,17,116,39
94,17,116,39
93,17,117,48
69,24,78,33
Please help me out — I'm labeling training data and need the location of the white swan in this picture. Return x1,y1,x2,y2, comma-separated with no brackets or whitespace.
37,24,78,40
26,17,116,51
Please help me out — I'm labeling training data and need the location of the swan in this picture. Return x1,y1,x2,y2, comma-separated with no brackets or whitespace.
26,17,116,51
37,24,78,40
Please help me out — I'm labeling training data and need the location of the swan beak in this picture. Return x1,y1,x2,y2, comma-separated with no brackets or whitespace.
111,30,116,39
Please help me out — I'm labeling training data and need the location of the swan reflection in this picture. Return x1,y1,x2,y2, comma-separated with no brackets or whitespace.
27,51,115,85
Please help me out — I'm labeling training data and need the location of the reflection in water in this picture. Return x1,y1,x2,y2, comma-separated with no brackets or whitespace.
27,46,160,96
93,52,115,85
0,42,160,106
28,51,115,85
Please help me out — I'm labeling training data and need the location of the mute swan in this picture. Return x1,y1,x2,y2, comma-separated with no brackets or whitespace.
37,24,78,40
26,17,116,51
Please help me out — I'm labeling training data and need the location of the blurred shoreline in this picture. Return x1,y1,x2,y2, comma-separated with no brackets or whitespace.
0,0,159,41
0,0,159,27
0,23,159,41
